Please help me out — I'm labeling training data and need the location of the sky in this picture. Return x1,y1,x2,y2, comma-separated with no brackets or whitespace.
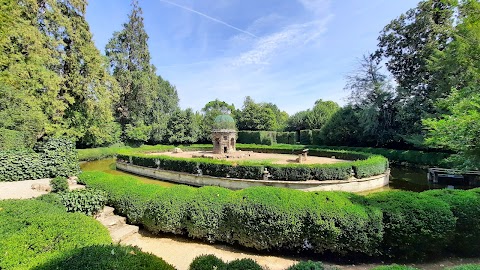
85,0,419,115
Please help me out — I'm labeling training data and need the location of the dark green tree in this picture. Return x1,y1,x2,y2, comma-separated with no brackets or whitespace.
106,0,178,143
165,109,199,144
236,97,276,131
305,99,340,130
374,0,457,136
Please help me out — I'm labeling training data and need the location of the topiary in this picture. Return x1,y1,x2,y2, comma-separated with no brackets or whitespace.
50,176,69,193
226,258,262,270
286,260,324,270
189,254,226,270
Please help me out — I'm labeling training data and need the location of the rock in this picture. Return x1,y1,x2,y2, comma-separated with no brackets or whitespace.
31,183,51,192
173,147,183,153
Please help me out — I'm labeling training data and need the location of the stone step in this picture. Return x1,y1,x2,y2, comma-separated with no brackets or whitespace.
98,215,126,229
111,224,139,243
69,184,85,190
97,206,115,218
120,233,139,246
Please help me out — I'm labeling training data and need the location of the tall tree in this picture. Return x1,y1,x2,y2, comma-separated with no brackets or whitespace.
374,0,457,136
305,99,340,130
345,55,398,146
106,0,178,143
424,0,480,168
0,0,119,147
165,108,199,144
199,99,235,141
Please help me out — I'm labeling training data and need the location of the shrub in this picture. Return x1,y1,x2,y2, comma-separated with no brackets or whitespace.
286,261,324,270
423,189,480,256
353,156,389,178
35,193,65,210
226,258,262,270
312,129,323,145
367,191,455,259
189,254,226,270
50,176,69,193
34,244,175,270
237,131,276,145
59,188,108,216
276,132,297,144
0,199,111,269
300,130,313,145
0,137,80,182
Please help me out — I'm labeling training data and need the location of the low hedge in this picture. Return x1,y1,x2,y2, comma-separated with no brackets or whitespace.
0,137,80,182
118,144,388,181
33,244,175,270
80,171,480,260
0,199,111,269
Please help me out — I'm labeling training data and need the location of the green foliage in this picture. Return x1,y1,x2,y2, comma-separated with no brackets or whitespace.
59,188,108,216
236,96,276,131
237,131,276,145
166,108,200,144
286,261,324,270
34,244,175,270
423,189,480,256
276,132,297,144
0,199,111,269
305,100,340,130
226,258,262,270
320,106,362,147
189,254,226,270
311,129,322,145
120,144,388,180
0,151,47,182
367,191,455,259
34,138,81,178
300,130,313,145
35,193,66,210
50,177,69,193
0,128,27,151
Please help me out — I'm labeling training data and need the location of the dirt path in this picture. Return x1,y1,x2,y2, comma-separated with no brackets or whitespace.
124,230,299,270
0,179,50,199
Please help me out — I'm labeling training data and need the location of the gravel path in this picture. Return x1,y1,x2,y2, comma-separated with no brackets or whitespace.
0,179,50,200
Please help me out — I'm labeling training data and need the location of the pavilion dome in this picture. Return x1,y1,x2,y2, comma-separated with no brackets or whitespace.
213,114,236,130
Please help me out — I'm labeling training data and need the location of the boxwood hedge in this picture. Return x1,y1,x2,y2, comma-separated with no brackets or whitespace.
79,171,480,260
117,145,388,181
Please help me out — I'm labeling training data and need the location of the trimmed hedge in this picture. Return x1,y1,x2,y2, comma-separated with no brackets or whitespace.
189,254,226,270
300,130,313,145
367,191,455,259
0,137,80,182
34,244,175,270
423,189,480,256
0,199,111,269
80,171,480,260
276,131,297,144
287,261,324,270
312,129,322,145
237,131,276,145
59,188,108,216
118,145,389,181
80,172,383,257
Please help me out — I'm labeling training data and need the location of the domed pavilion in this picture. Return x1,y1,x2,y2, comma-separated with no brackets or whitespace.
212,114,237,154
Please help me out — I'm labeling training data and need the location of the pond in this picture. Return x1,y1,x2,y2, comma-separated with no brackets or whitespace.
80,159,473,192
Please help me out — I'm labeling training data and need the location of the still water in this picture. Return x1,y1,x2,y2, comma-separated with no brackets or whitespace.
80,159,471,192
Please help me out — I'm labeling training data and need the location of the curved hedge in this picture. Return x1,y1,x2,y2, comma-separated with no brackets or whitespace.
0,199,111,269
117,144,389,181
79,171,480,260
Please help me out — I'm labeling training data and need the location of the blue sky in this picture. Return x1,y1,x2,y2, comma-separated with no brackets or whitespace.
86,0,419,114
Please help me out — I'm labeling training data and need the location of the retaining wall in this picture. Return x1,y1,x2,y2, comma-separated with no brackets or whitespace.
116,162,390,192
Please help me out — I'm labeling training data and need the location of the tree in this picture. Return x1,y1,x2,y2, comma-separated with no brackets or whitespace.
320,106,363,146
374,0,457,136
286,111,309,131
345,55,398,146
106,0,178,143
236,97,276,131
305,99,340,130
199,99,235,141
0,0,119,147
165,109,199,144
424,0,480,169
